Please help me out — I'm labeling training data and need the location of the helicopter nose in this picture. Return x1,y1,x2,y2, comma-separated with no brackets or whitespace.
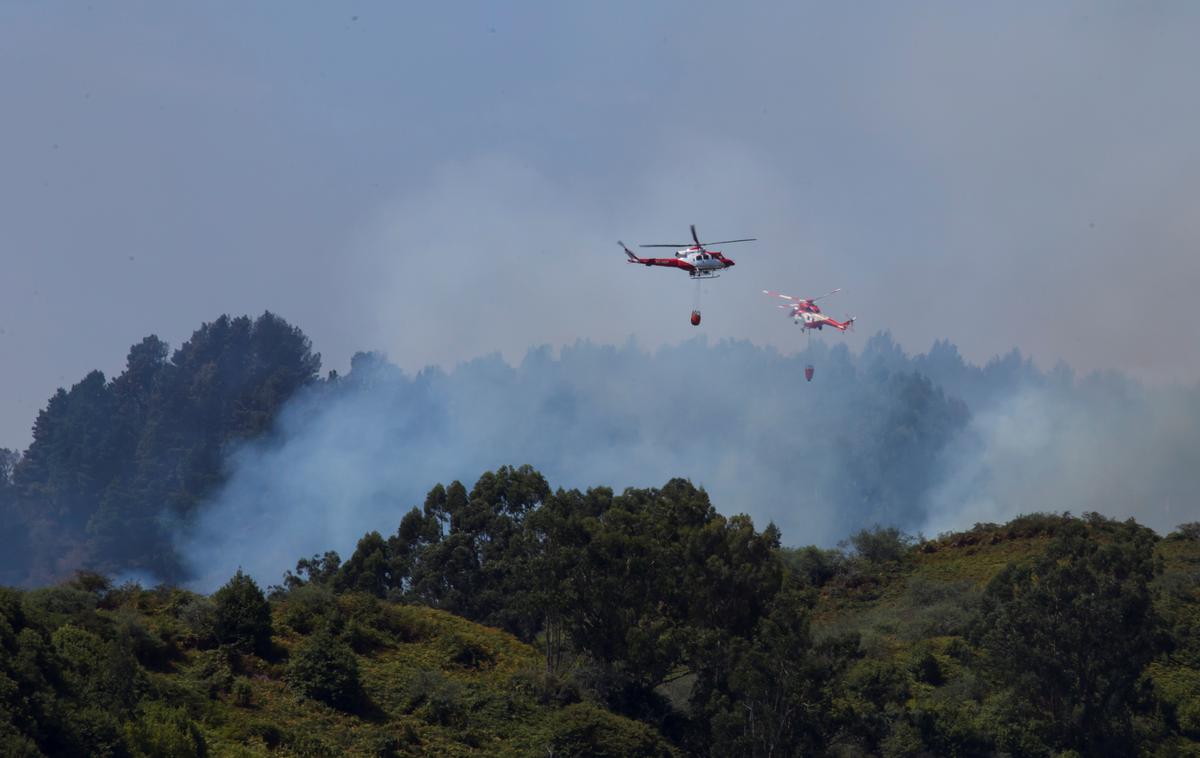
724,258,735,267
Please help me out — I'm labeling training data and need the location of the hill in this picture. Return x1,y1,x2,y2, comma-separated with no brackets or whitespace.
0,577,675,757
792,515,1200,756
2,508,1197,756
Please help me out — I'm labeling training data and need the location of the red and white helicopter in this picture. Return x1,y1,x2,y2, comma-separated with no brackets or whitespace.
763,288,856,381
619,225,755,325
763,288,856,332
619,224,754,278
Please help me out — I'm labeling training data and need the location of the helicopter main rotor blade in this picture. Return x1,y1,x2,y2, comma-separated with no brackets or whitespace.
691,224,702,248
702,238,757,246
640,243,695,248
811,288,843,302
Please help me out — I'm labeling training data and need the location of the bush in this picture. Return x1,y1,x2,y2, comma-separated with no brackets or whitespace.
1168,522,1200,541
944,637,971,662
386,606,434,644
909,648,943,685
286,630,362,711
844,525,914,565
23,586,99,629
546,703,675,758
444,632,494,670
115,612,174,669
175,596,217,648
65,705,126,757
244,721,283,748
69,570,112,596
342,618,387,654
124,702,207,758
510,665,582,706
191,649,234,699
212,569,272,655
901,577,978,639
280,583,338,635
407,670,464,726
232,677,253,707
781,545,848,587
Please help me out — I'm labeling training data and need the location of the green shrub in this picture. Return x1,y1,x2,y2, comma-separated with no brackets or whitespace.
212,570,272,655
0,720,40,758
283,728,339,757
385,606,433,644
232,677,253,707
844,525,914,565
286,630,362,711
22,586,98,629
115,612,174,669
52,623,104,672
510,665,582,706
175,596,217,648
944,637,971,662
780,545,848,587
342,618,388,654
65,705,126,757
444,632,494,669
1168,522,1200,542
406,670,464,726
280,583,337,635
245,720,283,748
909,648,943,685
546,703,675,758
191,648,234,698
124,702,207,758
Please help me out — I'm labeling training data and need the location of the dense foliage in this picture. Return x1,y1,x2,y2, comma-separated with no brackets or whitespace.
1,499,1195,756
211,570,273,656
5,314,1008,588
0,313,320,585
269,471,1200,756
2,314,1198,753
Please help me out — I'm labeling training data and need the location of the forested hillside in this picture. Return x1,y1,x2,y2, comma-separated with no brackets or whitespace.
1,473,1196,755
0,313,320,585
3,312,1198,591
2,313,1198,754
2,313,971,587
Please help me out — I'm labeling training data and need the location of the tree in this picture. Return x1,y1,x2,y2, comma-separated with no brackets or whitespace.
274,551,341,596
843,525,913,566
701,587,842,757
286,629,361,711
973,518,1164,754
334,532,390,597
212,570,272,655
0,449,29,585
123,703,207,758
408,467,549,636
535,479,784,717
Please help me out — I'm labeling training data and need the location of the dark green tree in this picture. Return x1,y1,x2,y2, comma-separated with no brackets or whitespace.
973,517,1164,754
533,479,784,717
286,629,362,711
408,467,549,636
212,570,273,655
0,449,29,585
335,532,391,597
701,587,843,757
274,550,341,596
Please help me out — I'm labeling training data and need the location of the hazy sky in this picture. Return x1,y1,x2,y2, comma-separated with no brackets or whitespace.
4,2,1200,450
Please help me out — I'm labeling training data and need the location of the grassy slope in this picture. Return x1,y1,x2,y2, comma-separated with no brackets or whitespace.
808,526,1200,755
120,594,675,757
20,526,1195,756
